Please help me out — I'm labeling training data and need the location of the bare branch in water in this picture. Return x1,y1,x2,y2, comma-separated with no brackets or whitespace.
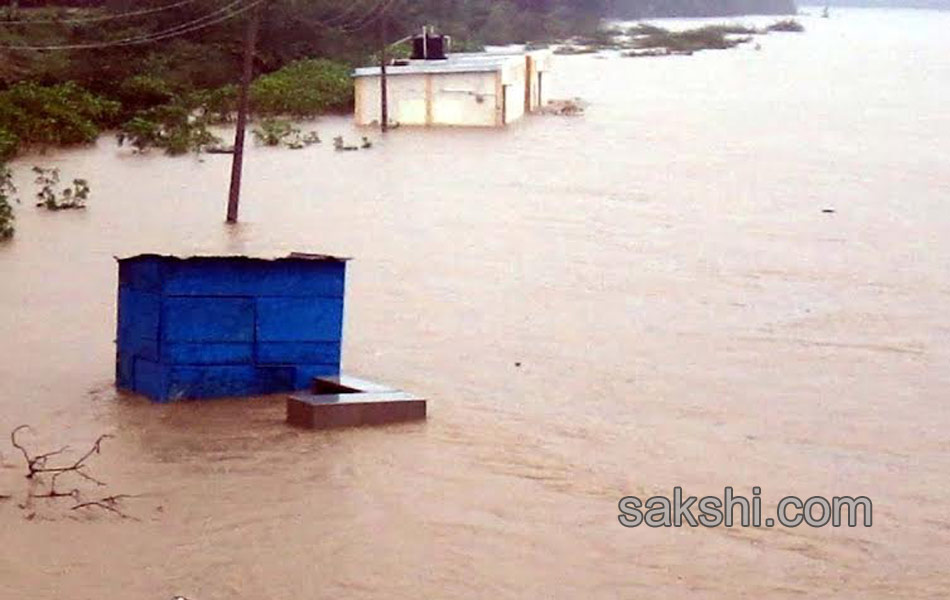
72,494,137,519
8,427,131,518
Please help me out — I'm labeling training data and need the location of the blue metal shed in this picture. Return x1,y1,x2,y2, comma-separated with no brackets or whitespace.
116,253,348,403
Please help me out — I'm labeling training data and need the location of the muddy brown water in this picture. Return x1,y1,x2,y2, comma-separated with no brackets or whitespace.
1,8,949,599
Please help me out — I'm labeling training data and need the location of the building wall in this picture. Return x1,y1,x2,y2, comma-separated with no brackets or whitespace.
116,256,346,403
356,70,505,127
431,71,501,126
526,50,553,111
354,54,541,128
501,60,527,125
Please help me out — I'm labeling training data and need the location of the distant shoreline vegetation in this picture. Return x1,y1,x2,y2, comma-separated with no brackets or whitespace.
605,0,798,19
0,0,793,240
553,19,805,57
0,1,802,162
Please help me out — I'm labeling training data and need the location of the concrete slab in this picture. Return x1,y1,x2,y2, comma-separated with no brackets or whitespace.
287,376,426,430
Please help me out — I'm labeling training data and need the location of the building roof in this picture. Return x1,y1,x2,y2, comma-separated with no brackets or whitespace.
353,52,523,78
116,253,350,263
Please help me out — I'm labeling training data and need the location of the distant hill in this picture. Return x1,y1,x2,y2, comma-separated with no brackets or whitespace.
821,0,950,8
607,0,798,18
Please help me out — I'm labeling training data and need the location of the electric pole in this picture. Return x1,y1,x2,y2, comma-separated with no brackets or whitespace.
379,17,389,133
226,2,262,224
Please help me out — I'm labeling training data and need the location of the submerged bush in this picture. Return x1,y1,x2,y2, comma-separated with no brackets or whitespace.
253,118,320,149
253,118,298,146
627,24,754,54
766,19,805,33
117,103,220,156
189,84,239,123
0,165,17,240
0,128,17,162
116,74,177,116
33,166,89,211
0,82,119,148
251,59,353,118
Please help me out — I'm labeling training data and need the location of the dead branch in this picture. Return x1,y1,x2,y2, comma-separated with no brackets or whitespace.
11,425,112,483
31,487,80,501
8,426,132,518
72,494,136,519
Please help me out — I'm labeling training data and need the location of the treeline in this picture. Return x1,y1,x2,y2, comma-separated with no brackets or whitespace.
606,0,797,18
0,0,798,160
0,1,608,154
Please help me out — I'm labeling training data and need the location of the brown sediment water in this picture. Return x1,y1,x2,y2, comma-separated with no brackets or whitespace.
1,8,949,599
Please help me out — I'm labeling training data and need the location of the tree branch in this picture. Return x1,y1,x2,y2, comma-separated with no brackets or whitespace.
8,427,131,518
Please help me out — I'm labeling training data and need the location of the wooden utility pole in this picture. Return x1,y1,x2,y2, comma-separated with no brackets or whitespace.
379,17,389,133
226,2,262,224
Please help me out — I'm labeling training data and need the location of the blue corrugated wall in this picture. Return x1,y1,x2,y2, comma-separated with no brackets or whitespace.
116,255,346,402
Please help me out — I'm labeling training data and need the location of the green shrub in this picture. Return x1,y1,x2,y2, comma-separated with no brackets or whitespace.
189,84,238,123
116,74,177,115
253,118,320,149
253,118,297,146
33,166,89,211
0,82,119,148
251,59,353,118
630,25,753,54
0,128,18,161
117,103,220,156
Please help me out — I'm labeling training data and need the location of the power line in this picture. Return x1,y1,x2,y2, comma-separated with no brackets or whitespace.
0,0,262,51
0,0,203,26
317,0,378,27
0,0,398,52
339,0,398,33
304,0,397,33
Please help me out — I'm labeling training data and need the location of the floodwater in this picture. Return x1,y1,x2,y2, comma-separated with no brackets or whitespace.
1,7,949,599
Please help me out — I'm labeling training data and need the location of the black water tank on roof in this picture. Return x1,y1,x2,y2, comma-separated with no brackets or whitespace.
411,34,450,60
427,35,449,59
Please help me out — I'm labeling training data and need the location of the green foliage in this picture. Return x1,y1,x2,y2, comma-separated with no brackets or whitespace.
32,166,89,211
0,128,18,162
624,24,755,55
285,130,321,150
117,103,221,156
189,85,239,123
332,135,373,152
253,118,298,147
0,165,17,240
250,59,354,118
253,118,320,149
0,82,119,149
116,74,177,115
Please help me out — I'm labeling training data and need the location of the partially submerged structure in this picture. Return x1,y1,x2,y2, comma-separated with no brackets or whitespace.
354,33,553,128
116,253,427,429
116,253,348,402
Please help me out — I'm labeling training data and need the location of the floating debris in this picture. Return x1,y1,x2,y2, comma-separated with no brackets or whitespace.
204,146,234,155
540,98,588,117
333,136,360,151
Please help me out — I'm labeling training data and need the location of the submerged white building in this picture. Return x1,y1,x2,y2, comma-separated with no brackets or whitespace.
353,34,553,128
